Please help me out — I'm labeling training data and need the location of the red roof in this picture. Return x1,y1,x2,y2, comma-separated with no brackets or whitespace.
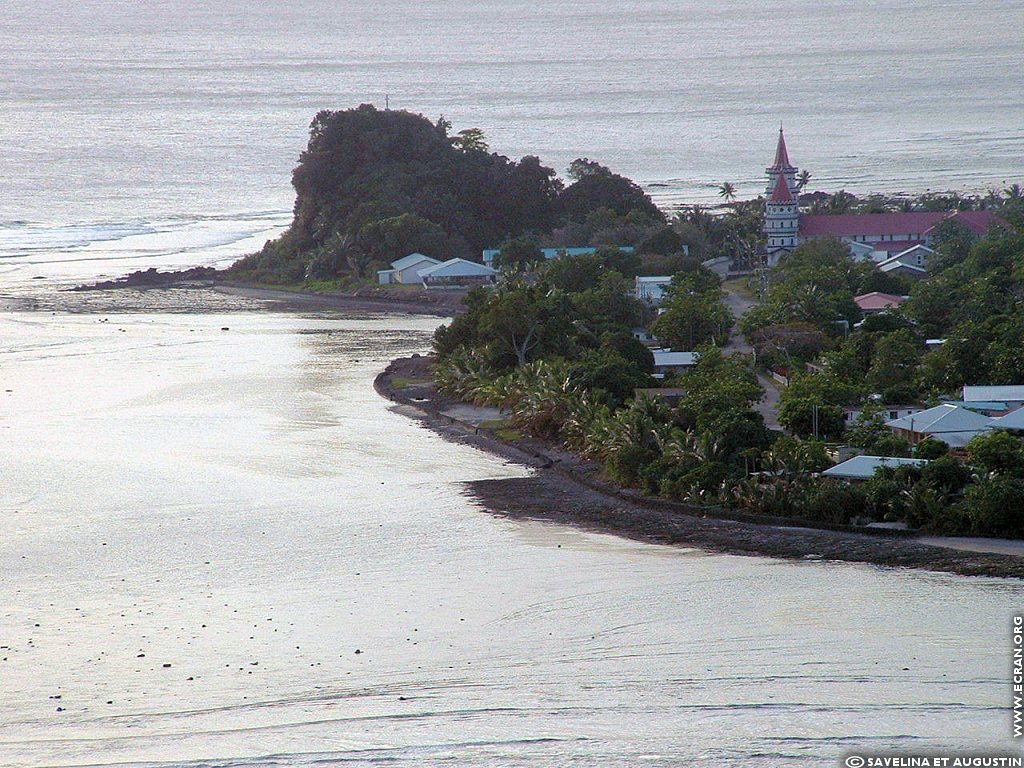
854,292,905,311
770,128,795,170
800,210,1006,238
925,210,1009,236
868,240,925,253
770,172,794,203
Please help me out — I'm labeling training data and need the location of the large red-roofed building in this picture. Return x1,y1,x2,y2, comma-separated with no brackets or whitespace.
762,130,1006,266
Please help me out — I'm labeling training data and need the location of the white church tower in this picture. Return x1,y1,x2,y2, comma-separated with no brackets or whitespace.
763,127,800,262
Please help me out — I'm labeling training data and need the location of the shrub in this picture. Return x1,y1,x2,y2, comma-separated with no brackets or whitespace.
964,477,1024,537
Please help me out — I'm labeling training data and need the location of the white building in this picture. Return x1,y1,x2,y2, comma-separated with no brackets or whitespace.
651,349,698,379
962,386,1024,407
843,404,921,425
635,276,673,306
481,245,637,268
377,252,442,285
823,455,929,481
419,258,498,289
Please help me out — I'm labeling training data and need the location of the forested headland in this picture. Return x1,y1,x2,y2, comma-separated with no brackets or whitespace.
229,104,680,286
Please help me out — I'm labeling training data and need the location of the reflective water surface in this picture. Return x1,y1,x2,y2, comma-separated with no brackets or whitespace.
0,306,1018,767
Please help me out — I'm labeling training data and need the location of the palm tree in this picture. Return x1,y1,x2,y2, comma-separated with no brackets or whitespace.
1005,183,1024,200
796,170,812,191
718,182,737,204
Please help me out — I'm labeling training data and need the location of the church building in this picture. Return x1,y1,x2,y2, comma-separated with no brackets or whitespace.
762,129,1006,267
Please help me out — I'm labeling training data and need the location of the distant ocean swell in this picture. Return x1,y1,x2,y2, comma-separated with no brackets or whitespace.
0,211,291,276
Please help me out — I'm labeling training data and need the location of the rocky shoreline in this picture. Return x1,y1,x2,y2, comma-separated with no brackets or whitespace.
376,355,1024,579
70,267,467,318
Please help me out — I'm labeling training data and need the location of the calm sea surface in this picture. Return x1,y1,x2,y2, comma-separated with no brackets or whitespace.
1,0,1023,280
0,2,1022,765
0,308,1019,767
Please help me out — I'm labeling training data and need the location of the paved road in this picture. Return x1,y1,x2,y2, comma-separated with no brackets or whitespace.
719,277,783,431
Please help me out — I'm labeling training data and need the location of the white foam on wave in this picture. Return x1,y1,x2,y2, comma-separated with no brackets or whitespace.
0,221,158,255
0,210,291,285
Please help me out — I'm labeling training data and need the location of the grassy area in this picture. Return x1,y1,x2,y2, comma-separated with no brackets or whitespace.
391,376,430,389
722,276,757,300
478,418,523,441
376,282,429,293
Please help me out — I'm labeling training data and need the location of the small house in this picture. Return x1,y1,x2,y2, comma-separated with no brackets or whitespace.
990,406,1024,433
651,349,698,379
885,403,992,448
481,245,636,268
823,455,929,481
377,252,442,285
844,405,922,424
962,386,1024,408
420,258,498,289
854,291,906,314
635,276,673,306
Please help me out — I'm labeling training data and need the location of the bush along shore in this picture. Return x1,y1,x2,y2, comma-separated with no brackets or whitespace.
376,356,1024,578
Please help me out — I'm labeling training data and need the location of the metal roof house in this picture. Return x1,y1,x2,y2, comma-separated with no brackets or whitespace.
854,291,906,313
377,252,442,285
878,258,928,279
419,258,498,289
886,403,993,448
962,386,1024,406
823,455,929,481
651,349,698,379
989,406,1024,432
481,245,636,268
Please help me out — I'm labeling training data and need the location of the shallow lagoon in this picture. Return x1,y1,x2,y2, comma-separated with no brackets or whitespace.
0,306,1017,767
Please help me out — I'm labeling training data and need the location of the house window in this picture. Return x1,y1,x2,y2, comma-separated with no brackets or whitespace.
889,411,898,419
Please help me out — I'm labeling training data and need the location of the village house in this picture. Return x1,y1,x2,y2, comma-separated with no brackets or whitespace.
377,252,442,285
990,406,1024,433
823,455,929,482
481,245,637,268
635,276,673,306
762,129,1007,266
962,385,1024,409
843,404,921,425
419,258,498,289
651,349,698,379
853,291,906,314
885,403,993,448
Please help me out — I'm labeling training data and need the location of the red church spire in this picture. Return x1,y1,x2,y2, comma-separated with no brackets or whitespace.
771,126,795,170
770,170,794,202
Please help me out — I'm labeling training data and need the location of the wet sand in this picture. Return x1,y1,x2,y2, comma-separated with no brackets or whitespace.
377,356,1024,579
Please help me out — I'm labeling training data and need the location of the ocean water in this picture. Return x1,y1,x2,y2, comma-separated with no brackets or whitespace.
1,0,1023,283
0,308,1019,767
1,4,1023,765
